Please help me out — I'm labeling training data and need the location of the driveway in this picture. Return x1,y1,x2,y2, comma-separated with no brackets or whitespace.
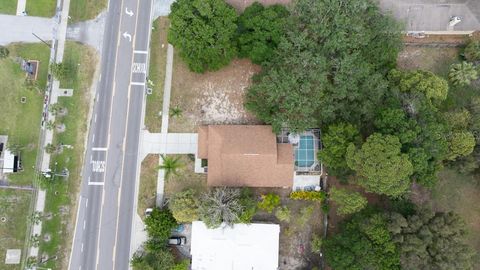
378,0,480,32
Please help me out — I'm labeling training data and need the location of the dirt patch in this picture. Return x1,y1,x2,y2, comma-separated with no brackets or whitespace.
251,188,323,270
170,55,262,132
397,46,460,74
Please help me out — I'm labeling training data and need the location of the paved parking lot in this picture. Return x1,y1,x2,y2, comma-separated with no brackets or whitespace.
378,0,480,32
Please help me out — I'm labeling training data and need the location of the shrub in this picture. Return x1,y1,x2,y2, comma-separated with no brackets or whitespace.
0,46,9,58
275,206,290,222
464,39,480,61
168,189,200,223
238,188,257,223
198,187,243,228
290,191,326,202
144,208,178,249
297,205,315,227
329,187,367,215
257,193,280,213
311,234,323,254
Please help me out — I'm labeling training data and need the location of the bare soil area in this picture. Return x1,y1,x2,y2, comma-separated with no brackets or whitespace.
169,54,262,133
397,46,460,74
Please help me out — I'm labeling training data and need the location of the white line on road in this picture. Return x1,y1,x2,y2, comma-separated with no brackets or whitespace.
88,181,105,186
94,113,97,123
81,243,84,253
133,50,148,54
92,134,95,143
92,147,108,151
85,198,88,208
83,220,86,230
130,82,145,86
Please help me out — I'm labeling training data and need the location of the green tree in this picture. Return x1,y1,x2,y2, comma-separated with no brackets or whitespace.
464,39,480,62
144,208,178,250
374,108,420,144
168,0,238,73
324,211,400,270
346,133,413,197
257,193,280,213
0,46,9,58
168,189,199,223
172,260,190,270
446,131,475,160
236,2,288,64
387,210,475,270
318,123,361,176
157,155,184,180
407,147,439,187
443,109,471,130
198,187,244,228
448,61,478,86
329,187,367,215
389,69,449,106
131,248,175,270
245,0,402,131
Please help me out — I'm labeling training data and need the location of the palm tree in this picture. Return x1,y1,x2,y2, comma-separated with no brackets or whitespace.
157,155,184,180
448,61,478,86
169,106,183,118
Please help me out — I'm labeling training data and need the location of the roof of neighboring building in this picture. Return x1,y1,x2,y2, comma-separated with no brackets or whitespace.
198,125,294,187
191,221,280,270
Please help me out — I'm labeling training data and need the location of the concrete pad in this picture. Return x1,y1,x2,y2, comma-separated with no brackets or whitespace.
0,15,54,45
378,0,480,32
5,249,21,264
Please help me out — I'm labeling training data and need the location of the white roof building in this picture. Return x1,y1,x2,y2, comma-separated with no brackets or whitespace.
191,221,280,270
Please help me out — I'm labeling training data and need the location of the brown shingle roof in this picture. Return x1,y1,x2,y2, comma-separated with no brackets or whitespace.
198,125,294,188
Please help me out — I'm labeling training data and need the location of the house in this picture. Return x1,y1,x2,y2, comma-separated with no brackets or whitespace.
190,221,280,270
197,125,322,190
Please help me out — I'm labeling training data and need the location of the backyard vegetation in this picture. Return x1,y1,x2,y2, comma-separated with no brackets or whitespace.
164,0,480,269
26,0,56,17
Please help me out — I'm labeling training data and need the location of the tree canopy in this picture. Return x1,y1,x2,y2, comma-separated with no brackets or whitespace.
168,0,238,73
236,3,288,64
329,187,367,215
198,187,244,228
245,0,402,131
324,211,400,270
387,210,475,270
346,133,413,197
318,123,361,176
144,208,178,249
448,61,478,86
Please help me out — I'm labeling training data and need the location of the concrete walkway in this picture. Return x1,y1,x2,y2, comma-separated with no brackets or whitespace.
16,0,26,16
152,0,175,20
0,15,53,45
66,11,107,52
161,44,174,133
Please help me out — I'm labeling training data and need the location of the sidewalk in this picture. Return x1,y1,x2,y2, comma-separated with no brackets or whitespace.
16,0,26,16
0,15,53,45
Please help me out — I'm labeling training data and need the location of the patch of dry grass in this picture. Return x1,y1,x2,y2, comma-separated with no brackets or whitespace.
164,155,207,196
138,155,159,218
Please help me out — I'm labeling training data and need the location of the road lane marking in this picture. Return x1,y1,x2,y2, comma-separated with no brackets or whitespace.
94,113,97,123
125,7,134,16
132,62,146,73
85,198,88,208
88,181,104,186
122,32,132,42
81,243,84,253
133,50,148,54
130,82,145,86
92,147,108,151
83,220,86,230
91,160,106,173
92,134,95,143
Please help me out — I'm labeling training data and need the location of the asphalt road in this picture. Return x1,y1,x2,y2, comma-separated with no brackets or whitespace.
68,0,153,269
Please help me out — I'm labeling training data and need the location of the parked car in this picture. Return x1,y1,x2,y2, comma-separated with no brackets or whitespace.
168,236,187,246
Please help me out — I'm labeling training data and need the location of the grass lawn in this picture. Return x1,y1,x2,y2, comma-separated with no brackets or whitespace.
26,0,56,17
0,0,17,14
0,189,32,270
38,42,97,269
164,155,207,196
138,155,159,219
144,17,168,133
0,43,50,186
429,169,480,267
69,0,107,22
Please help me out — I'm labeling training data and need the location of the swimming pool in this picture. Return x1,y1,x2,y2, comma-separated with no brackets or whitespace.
295,135,315,168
